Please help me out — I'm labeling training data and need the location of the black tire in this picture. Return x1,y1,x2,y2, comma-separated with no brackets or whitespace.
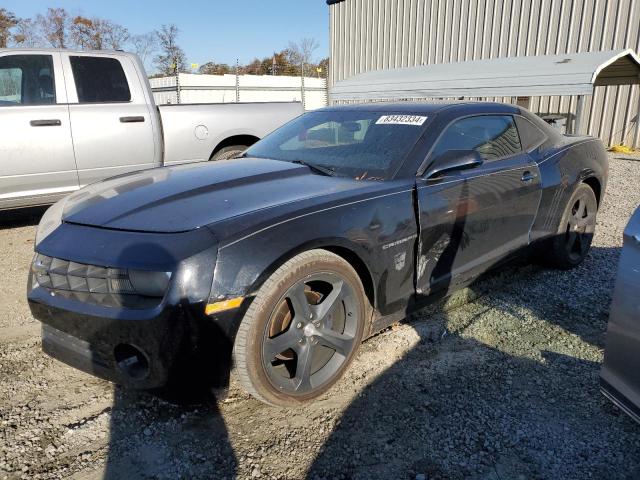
210,145,248,161
546,183,598,269
233,249,368,407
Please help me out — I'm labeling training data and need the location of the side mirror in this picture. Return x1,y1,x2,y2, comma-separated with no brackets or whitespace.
425,150,483,179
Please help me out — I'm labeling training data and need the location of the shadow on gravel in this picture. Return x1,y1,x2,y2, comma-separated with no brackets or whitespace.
76,242,237,480
0,206,47,230
308,244,640,480
102,387,237,479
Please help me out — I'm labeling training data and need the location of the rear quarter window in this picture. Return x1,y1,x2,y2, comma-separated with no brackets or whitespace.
70,56,131,103
514,115,548,151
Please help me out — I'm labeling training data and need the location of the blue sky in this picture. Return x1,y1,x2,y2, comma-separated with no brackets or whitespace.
3,0,330,67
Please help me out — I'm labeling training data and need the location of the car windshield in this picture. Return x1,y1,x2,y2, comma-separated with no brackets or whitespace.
245,110,429,180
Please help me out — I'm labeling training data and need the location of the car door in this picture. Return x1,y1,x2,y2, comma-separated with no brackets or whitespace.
600,207,640,423
416,114,542,296
62,53,156,187
0,52,78,208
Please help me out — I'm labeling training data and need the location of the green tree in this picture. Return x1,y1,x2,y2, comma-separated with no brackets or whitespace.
199,61,231,75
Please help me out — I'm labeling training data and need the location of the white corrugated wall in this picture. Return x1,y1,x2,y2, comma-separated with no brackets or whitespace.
329,0,640,147
149,74,328,110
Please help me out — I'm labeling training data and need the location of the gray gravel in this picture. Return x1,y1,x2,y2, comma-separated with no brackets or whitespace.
1,154,640,480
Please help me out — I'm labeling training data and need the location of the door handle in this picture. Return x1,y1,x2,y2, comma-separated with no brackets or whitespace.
521,171,538,182
120,116,145,123
30,119,61,127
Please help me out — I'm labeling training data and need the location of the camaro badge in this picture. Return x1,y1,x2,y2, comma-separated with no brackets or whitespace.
382,234,417,250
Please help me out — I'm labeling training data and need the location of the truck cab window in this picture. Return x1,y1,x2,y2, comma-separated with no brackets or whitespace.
432,115,522,161
0,55,56,106
70,56,131,103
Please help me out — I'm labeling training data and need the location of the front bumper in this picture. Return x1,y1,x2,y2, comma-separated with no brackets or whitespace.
27,221,237,390
29,289,188,389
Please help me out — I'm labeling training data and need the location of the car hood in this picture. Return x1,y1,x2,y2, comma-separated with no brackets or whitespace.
62,158,374,233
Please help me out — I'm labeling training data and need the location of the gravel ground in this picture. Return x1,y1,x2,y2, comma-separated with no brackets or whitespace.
1,154,639,480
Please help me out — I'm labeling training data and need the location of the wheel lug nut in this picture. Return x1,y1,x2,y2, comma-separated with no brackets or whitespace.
298,338,304,344
309,313,313,319
296,322,303,328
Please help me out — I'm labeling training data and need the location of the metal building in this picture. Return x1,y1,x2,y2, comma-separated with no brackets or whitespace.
327,0,640,147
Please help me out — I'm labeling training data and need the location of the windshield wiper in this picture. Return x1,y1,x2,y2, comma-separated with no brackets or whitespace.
291,160,336,177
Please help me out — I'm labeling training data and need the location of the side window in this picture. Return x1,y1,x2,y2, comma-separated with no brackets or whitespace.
432,115,522,161
514,115,548,151
70,56,131,103
0,55,56,106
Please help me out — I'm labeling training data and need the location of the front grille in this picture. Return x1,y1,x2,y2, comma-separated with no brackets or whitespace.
31,254,159,309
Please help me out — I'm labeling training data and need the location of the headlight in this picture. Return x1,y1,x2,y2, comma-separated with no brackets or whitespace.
128,270,172,297
31,254,171,299
35,197,68,246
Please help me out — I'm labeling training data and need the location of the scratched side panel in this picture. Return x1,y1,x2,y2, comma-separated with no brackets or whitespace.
209,182,418,324
415,154,541,299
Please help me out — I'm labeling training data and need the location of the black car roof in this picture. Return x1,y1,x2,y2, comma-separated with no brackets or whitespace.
322,101,520,115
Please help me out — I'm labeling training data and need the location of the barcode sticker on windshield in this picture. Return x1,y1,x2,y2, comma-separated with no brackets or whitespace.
376,115,428,126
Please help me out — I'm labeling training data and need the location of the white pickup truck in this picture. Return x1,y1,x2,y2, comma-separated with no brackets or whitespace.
0,49,303,210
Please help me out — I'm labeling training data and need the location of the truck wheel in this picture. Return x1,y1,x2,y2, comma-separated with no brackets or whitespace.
546,183,598,269
233,250,368,407
210,145,247,161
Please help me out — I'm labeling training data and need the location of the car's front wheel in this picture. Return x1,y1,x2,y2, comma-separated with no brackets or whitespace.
546,182,598,269
233,250,368,406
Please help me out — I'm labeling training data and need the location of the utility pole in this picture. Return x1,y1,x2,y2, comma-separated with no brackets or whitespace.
174,59,181,104
300,60,305,110
235,58,240,103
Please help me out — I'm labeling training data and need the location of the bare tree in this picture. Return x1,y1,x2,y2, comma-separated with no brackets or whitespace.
36,8,71,48
11,18,42,47
287,37,320,68
154,24,187,74
71,16,129,50
0,8,18,48
70,16,96,49
101,20,129,50
130,32,157,66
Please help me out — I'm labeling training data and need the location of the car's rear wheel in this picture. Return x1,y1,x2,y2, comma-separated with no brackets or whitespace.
233,250,368,406
546,183,598,269
210,145,247,161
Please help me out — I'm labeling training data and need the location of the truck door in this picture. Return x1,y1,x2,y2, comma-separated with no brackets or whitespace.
0,52,78,208
416,114,542,296
62,53,157,187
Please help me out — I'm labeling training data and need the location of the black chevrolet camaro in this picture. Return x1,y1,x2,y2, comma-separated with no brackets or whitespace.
29,102,608,406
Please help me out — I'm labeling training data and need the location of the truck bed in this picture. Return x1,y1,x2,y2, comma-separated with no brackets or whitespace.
158,102,303,166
